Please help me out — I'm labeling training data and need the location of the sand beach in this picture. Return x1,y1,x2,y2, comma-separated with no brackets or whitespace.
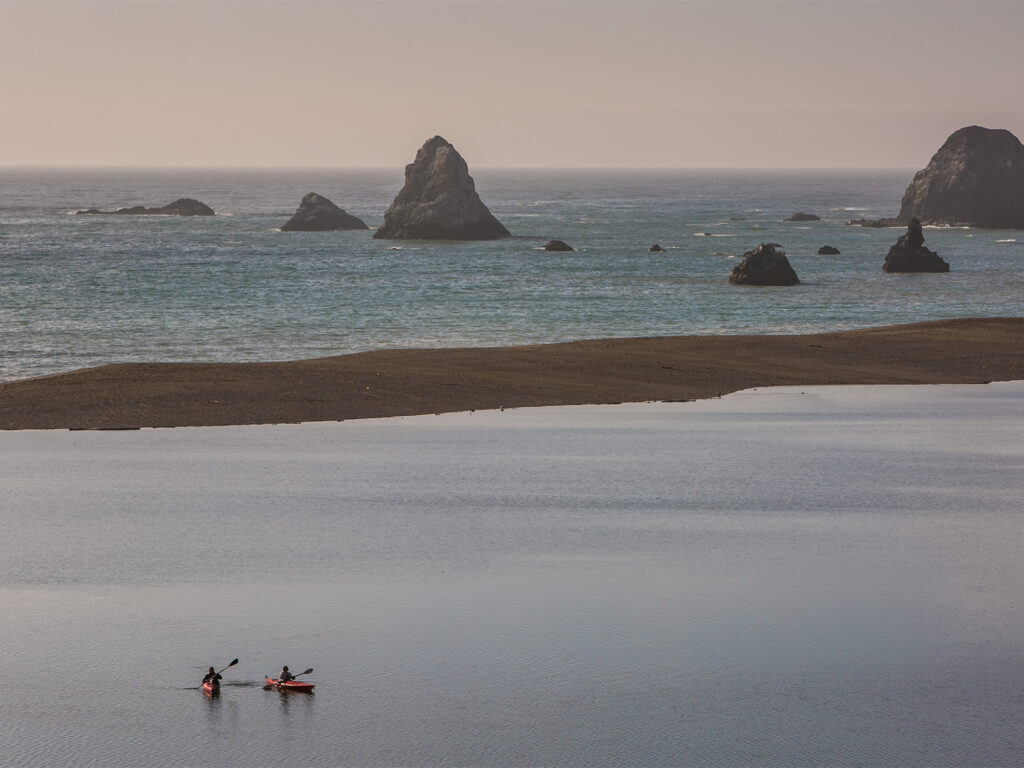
1,317,1021,430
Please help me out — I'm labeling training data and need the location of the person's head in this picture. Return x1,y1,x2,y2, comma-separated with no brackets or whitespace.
282,665,289,672
208,666,215,674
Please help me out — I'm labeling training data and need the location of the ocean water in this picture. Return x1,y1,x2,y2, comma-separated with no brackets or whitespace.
1,384,1023,767
1,167,1022,382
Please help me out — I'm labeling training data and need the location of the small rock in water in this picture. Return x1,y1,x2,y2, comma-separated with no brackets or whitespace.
75,198,214,216
542,239,575,252
281,193,368,232
728,243,800,286
649,244,665,252
817,245,841,255
784,212,820,222
882,219,950,273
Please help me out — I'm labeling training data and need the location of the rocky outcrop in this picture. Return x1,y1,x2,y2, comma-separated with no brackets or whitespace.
373,136,509,240
883,219,949,273
851,126,1024,229
280,193,368,231
817,245,840,255
75,198,214,216
846,217,900,228
649,244,665,252
784,212,820,222
729,243,800,286
542,239,574,252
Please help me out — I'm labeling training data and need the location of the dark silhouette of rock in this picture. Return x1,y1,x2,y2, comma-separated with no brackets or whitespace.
729,243,800,286
905,218,925,249
784,212,820,222
649,244,665,252
542,239,574,252
373,136,509,240
817,245,841,255
850,126,1024,229
846,217,900,227
280,193,368,232
75,198,214,216
883,219,950,273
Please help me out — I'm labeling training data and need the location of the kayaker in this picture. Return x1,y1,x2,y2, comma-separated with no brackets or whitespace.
202,666,222,687
278,665,294,683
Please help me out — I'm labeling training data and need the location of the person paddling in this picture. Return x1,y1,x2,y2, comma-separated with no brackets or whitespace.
202,666,222,688
278,665,295,683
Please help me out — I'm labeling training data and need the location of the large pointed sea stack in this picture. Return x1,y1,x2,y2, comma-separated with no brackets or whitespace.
281,193,368,231
850,126,1024,229
373,136,509,240
883,218,950,273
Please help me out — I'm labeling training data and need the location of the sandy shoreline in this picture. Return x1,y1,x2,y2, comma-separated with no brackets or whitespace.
1,317,1022,430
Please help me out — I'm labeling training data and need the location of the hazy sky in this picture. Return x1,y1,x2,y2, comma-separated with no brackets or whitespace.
3,0,1022,168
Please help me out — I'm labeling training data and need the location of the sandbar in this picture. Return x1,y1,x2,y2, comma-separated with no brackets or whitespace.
1,317,1021,430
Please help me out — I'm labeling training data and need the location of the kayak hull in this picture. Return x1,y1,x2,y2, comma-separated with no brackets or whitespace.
266,676,314,693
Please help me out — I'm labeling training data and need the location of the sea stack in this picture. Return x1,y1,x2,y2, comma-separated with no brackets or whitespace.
883,219,950,273
75,198,215,216
542,239,574,252
850,126,1024,228
729,243,800,286
373,136,510,240
281,193,368,232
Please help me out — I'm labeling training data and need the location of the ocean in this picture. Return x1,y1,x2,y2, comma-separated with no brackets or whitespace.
2,167,1022,382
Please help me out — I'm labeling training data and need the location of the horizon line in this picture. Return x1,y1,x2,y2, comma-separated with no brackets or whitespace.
0,164,919,173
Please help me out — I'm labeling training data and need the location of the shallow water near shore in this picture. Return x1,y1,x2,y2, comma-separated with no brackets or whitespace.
1,383,1023,767
2,167,1023,382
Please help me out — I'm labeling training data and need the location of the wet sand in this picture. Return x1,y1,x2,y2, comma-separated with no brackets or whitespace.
1,317,1021,430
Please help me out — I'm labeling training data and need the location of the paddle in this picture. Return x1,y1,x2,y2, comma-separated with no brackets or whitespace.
202,658,238,688
264,667,313,690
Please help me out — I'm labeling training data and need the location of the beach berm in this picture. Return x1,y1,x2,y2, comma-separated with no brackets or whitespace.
1,318,1021,430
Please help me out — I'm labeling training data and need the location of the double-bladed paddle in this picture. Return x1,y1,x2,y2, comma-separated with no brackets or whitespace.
200,658,239,689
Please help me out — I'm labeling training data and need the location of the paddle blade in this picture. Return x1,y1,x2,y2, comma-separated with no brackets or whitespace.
302,668,313,675
228,658,239,667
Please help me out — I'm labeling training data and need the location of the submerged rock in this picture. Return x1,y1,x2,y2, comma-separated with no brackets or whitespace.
851,126,1024,229
542,239,574,252
281,193,368,232
846,217,900,228
75,198,214,216
373,136,509,240
649,244,665,252
817,245,841,255
784,212,820,222
883,219,949,273
729,243,800,286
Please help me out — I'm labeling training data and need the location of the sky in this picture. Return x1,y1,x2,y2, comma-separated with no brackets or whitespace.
2,0,1023,168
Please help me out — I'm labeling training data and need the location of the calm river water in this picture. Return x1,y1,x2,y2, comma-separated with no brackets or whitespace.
2,383,1023,766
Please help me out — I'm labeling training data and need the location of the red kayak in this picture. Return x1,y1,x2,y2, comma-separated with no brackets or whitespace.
202,680,220,695
266,676,314,693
